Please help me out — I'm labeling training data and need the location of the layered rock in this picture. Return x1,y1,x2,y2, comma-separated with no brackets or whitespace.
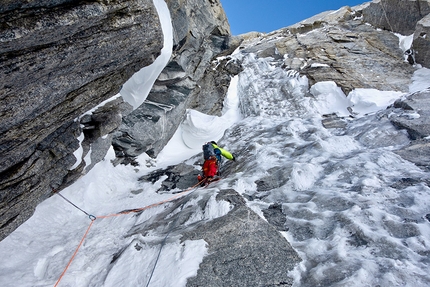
112,0,242,162
363,0,430,67
0,0,163,240
239,5,415,95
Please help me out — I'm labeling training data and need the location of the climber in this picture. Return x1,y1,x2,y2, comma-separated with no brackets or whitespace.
209,141,235,163
198,141,235,184
198,155,218,184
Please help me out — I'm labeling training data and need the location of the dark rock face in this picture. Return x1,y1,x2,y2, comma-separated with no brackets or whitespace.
185,190,300,287
389,90,430,170
113,82,193,160
0,0,163,240
362,0,430,68
112,0,242,161
391,91,430,140
362,0,430,35
413,14,430,67
80,97,133,172
139,162,201,191
0,120,80,240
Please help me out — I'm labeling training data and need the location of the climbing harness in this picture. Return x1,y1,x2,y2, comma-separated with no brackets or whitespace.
54,179,205,287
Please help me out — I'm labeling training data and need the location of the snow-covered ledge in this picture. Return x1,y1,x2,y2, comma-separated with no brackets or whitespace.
120,0,173,110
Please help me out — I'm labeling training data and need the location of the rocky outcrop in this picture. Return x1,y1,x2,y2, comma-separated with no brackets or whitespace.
362,0,430,35
0,0,163,241
131,163,301,286
357,0,430,169
362,0,430,68
413,14,430,67
184,189,300,287
390,90,430,170
239,5,414,95
112,0,242,162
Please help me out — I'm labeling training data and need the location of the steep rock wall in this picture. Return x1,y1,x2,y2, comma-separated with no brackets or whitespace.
112,0,242,162
363,0,430,67
0,0,163,241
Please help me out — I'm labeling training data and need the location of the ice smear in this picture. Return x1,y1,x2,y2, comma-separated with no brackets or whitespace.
185,194,233,226
221,75,241,122
120,0,173,109
220,52,430,287
409,67,430,93
290,162,322,191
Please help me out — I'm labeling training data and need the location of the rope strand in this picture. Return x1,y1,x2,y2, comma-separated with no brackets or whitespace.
54,179,205,286
54,220,95,287
53,188,96,220
146,215,181,287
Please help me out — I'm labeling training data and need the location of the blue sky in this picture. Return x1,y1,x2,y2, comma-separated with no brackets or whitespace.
219,0,367,35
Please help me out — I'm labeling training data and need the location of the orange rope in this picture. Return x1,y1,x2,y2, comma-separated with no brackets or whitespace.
54,220,95,287
98,181,202,219
54,179,204,286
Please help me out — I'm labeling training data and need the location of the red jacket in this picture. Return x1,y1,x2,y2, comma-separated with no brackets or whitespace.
203,158,218,178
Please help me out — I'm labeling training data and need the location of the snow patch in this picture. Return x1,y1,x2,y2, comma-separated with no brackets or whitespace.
181,75,241,149
311,63,330,68
310,81,351,117
70,132,85,170
396,33,414,52
347,88,404,116
181,109,230,149
290,162,322,191
103,238,206,287
120,0,173,109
